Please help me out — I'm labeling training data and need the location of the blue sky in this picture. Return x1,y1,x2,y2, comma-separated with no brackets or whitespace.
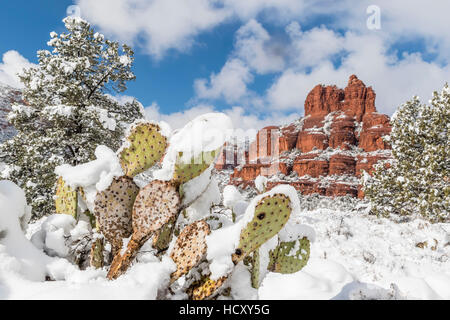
0,0,449,130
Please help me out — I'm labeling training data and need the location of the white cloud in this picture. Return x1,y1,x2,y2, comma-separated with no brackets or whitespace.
220,0,307,21
76,0,230,59
286,22,344,69
144,102,299,133
68,1,450,122
76,0,450,65
0,51,35,88
234,19,285,74
194,59,253,104
267,31,450,114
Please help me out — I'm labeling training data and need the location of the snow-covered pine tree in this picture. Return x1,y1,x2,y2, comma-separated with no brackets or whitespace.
363,84,450,222
0,16,144,218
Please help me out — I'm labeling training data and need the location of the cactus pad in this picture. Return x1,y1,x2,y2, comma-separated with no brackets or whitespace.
55,177,77,218
119,122,167,177
152,215,177,252
173,149,218,184
232,193,292,264
132,180,181,242
250,250,261,289
189,276,228,300
170,220,210,282
94,176,139,252
268,237,310,274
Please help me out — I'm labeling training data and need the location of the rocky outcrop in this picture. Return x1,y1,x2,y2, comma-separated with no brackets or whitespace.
292,154,328,178
218,75,392,199
296,132,328,153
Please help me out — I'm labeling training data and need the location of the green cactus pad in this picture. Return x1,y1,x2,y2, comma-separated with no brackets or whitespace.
132,180,181,242
268,237,310,274
232,193,292,264
152,215,177,252
173,149,219,184
170,220,210,282
250,250,261,289
119,122,167,178
94,176,139,252
55,177,77,218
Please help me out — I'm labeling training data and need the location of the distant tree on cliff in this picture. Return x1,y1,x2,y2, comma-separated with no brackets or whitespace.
363,84,449,222
0,16,144,218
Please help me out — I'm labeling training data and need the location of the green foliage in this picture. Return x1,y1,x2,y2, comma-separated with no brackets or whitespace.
232,193,292,264
363,84,450,222
173,149,219,184
0,16,143,218
119,122,167,178
268,237,310,274
250,250,261,289
153,215,177,252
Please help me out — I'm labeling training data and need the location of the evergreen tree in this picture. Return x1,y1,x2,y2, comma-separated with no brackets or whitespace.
363,84,450,222
0,16,144,218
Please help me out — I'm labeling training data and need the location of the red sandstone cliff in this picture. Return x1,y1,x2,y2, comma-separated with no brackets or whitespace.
215,75,392,199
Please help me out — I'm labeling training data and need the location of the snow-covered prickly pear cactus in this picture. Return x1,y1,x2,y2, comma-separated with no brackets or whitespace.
55,177,78,218
118,122,168,178
170,220,210,282
107,179,181,279
268,237,310,274
232,193,292,264
93,176,139,255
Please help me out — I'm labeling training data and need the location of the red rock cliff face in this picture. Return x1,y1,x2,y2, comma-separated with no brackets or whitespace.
216,75,392,198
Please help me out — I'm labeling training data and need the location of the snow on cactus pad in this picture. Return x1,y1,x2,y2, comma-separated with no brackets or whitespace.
268,237,310,274
154,113,232,181
55,177,77,218
173,149,219,184
119,121,168,178
94,176,139,251
231,193,292,264
206,184,307,281
132,180,181,242
170,220,210,282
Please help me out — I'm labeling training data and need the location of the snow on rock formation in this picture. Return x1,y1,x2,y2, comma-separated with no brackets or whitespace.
216,75,392,199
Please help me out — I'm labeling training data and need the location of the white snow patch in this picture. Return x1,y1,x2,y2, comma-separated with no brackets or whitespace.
55,145,123,192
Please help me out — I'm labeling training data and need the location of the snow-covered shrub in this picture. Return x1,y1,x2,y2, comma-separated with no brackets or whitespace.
363,85,450,222
0,16,144,218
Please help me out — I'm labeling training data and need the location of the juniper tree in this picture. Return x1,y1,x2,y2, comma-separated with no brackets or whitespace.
363,84,450,222
0,16,144,218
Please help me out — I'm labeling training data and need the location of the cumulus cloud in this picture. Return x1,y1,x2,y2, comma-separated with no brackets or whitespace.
0,51,35,88
194,59,253,104
267,31,450,114
234,19,285,74
76,0,230,59
144,102,299,133
286,22,345,70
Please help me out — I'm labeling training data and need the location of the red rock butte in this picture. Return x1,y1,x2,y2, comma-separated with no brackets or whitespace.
215,75,392,198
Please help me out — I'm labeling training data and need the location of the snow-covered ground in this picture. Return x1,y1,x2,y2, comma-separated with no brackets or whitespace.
1,179,448,300
260,208,450,300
